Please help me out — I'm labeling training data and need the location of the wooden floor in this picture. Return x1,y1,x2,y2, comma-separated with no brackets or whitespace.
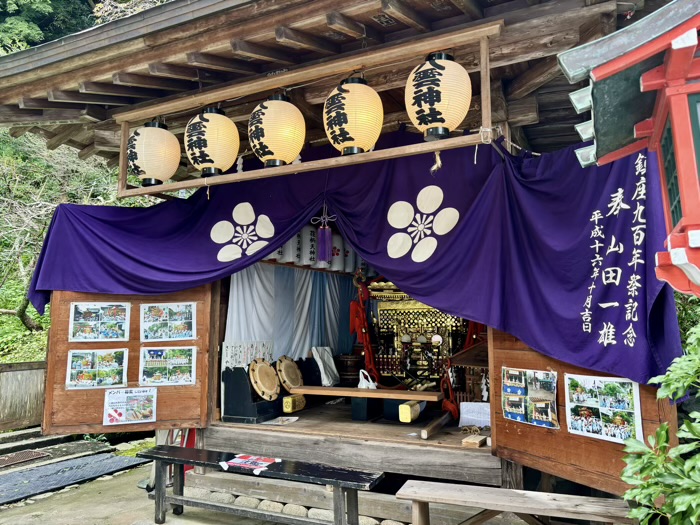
204,402,501,485
219,402,470,449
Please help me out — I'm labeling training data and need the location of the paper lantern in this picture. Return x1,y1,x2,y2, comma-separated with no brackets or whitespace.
330,234,345,272
323,78,383,155
300,225,317,266
126,122,181,187
185,108,240,176
404,52,472,141
249,94,305,167
343,246,356,274
279,233,301,264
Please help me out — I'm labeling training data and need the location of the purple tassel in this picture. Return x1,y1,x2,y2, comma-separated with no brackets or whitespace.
317,225,332,263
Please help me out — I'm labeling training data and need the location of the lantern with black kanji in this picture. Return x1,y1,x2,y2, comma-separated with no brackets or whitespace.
404,52,472,141
184,108,240,176
323,78,384,155
248,94,305,167
126,122,181,187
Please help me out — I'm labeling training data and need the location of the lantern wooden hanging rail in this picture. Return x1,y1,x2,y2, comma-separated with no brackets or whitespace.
116,20,503,199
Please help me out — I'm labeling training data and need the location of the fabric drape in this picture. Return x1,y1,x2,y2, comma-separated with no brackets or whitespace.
29,131,682,383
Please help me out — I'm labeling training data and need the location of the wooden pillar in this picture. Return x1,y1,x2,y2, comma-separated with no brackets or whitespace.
501,458,524,489
412,501,430,525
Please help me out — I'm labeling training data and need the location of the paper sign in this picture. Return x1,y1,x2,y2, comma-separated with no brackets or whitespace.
66,349,128,389
103,387,157,425
140,302,196,342
502,367,559,429
69,302,130,342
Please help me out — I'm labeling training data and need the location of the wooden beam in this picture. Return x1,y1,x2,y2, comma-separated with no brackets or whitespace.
112,72,195,92
147,63,226,83
381,0,431,32
186,52,259,74
289,91,324,128
78,142,97,160
326,12,383,44
665,28,698,82
18,98,77,110
447,0,483,20
8,126,31,137
118,122,129,192
275,26,339,55
118,133,490,198
480,38,492,134
506,17,610,100
106,154,120,169
48,90,133,106
114,21,503,124
79,81,162,99
0,107,102,127
230,40,298,65
506,96,539,127
45,124,84,150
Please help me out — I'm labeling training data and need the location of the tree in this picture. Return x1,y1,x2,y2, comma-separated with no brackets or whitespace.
0,0,93,56
93,0,170,25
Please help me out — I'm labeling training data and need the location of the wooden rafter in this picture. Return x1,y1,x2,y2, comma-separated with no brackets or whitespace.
326,12,383,44
45,124,85,150
113,21,503,123
381,0,431,33
79,82,163,99
230,40,298,65
19,98,77,110
112,72,195,92
447,0,483,20
48,90,133,106
275,27,340,55
147,63,226,83
186,53,259,74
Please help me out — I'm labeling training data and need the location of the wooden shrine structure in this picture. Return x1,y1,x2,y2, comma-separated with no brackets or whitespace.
0,0,684,509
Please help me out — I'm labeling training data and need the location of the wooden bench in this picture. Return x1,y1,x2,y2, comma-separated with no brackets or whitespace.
138,445,384,525
290,386,443,421
395,480,636,525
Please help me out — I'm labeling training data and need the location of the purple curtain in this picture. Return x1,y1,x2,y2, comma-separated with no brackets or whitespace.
30,131,681,383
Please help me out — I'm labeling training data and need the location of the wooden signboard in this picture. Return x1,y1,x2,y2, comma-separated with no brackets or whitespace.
43,285,212,435
488,328,677,496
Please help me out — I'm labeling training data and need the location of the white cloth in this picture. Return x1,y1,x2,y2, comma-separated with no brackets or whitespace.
311,347,339,387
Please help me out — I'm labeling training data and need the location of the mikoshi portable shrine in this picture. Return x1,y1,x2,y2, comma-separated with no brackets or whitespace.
0,0,695,514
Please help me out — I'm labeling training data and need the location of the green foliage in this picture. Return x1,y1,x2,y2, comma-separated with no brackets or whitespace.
0,0,93,56
622,323,700,524
676,293,700,347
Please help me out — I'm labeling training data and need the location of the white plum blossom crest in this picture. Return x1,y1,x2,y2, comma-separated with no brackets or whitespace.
386,185,459,263
210,202,275,262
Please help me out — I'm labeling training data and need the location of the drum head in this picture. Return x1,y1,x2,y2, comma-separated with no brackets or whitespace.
276,356,303,393
249,358,280,401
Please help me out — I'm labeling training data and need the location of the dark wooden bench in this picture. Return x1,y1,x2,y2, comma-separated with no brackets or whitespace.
137,445,384,525
396,480,636,525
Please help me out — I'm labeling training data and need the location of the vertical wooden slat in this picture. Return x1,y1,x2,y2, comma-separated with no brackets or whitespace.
155,460,167,524
118,121,129,197
479,37,492,136
412,501,430,525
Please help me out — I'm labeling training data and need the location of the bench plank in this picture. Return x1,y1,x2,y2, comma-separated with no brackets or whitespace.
289,386,443,402
138,446,383,490
396,481,635,524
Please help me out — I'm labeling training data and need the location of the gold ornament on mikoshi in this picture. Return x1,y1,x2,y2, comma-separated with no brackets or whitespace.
323,78,384,155
126,122,181,187
404,52,472,141
185,108,240,176
248,95,306,167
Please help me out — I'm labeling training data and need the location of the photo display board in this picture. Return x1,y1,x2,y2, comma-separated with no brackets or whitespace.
489,328,676,496
43,285,212,435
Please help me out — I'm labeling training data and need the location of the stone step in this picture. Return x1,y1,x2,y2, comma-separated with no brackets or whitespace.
0,434,72,456
0,427,42,446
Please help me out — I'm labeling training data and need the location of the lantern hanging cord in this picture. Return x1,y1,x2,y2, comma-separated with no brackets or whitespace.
430,151,442,175
469,125,542,157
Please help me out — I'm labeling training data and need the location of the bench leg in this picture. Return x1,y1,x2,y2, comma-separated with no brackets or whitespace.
154,460,168,524
333,487,348,525
346,489,359,525
413,501,430,525
172,463,184,515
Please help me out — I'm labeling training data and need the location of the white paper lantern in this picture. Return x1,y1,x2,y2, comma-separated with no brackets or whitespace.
279,233,301,264
185,108,240,176
330,234,344,272
343,246,356,274
300,225,317,266
127,122,181,187
323,78,384,155
404,52,472,141
249,94,306,167
263,245,284,261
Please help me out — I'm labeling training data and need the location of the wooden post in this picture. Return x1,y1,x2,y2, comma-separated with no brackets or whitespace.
172,463,184,515
117,121,129,196
346,488,359,525
154,459,168,524
333,486,348,525
420,412,452,440
412,501,430,525
501,459,524,489
479,37,492,140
